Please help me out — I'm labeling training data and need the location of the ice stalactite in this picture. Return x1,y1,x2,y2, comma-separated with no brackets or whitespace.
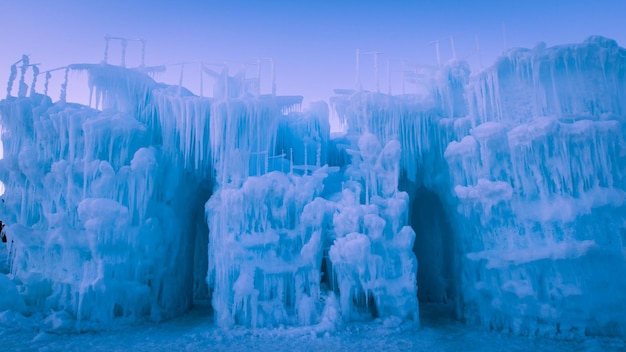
30,65,39,97
6,63,17,98
103,35,110,64
17,55,30,98
43,71,51,97
59,67,69,103
121,39,127,68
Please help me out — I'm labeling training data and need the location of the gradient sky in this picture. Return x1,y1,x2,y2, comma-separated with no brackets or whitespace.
1,0,625,107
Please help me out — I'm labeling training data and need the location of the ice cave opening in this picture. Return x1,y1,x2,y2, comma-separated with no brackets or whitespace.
409,187,456,313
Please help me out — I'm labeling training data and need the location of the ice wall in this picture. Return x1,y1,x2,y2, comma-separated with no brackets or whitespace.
0,61,339,331
468,36,626,124
451,38,626,334
332,37,626,337
205,117,418,329
206,170,330,328
0,78,210,329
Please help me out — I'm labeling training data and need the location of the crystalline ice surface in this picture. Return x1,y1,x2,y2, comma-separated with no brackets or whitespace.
0,36,625,337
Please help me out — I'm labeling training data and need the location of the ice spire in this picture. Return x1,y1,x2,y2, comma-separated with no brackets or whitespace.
304,142,308,175
450,35,457,60
178,64,184,96
59,66,69,103
316,142,321,168
270,58,276,95
43,71,51,96
6,63,16,98
30,64,39,96
103,35,110,64
121,39,127,67
18,55,29,98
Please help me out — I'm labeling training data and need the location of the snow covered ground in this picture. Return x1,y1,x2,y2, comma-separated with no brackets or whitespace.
1,303,624,352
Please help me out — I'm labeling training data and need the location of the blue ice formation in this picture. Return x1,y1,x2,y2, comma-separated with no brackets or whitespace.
0,36,625,337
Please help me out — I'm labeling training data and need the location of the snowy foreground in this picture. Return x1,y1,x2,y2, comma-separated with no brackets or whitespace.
0,36,626,349
1,303,625,352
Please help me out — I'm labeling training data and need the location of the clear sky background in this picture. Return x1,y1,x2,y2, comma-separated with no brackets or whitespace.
1,0,625,107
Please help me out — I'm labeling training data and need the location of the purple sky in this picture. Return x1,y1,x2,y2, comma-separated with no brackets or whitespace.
1,0,625,106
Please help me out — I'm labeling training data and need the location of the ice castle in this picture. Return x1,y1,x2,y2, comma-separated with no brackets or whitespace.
0,36,625,338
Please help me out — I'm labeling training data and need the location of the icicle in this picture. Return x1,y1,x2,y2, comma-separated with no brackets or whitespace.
6,64,17,98
290,148,293,175
256,59,261,94
178,64,184,97
103,35,110,63
450,35,457,60
224,66,229,98
30,65,39,96
281,149,285,173
18,55,29,98
265,152,269,174
43,71,51,97
316,142,321,168
365,176,370,205
60,66,69,103
121,39,127,67
304,142,308,175
415,67,419,94
199,63,204,97
89,83,93,107
256,151,261,176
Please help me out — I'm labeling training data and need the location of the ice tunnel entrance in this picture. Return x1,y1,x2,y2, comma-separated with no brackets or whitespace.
410,187,456,311
191,179,213,302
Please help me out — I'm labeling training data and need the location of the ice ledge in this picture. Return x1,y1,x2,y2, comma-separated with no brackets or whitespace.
466,240,597,269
